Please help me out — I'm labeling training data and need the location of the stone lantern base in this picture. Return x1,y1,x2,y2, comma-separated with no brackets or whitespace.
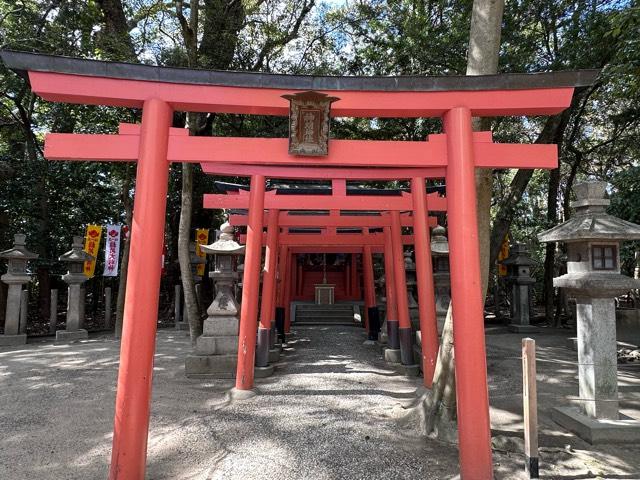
185,315,238,378
56,329,88,343
508,323,539,333
0,333,27,346
552,407,640,444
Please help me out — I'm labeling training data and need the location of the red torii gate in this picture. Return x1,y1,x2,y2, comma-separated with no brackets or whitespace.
0,50,597,480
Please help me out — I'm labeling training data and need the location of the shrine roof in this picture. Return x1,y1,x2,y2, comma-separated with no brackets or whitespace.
1,50,599,92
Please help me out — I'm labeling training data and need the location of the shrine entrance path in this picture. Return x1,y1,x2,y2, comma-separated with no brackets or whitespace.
0,326,461,480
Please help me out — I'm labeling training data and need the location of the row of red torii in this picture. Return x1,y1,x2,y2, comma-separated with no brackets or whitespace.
0,50,597,480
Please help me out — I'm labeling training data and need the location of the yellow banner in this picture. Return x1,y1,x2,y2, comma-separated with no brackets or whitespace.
195,229,209,277
83,224,103,278
497,233,510,276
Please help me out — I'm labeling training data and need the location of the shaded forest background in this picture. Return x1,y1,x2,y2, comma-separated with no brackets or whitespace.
1,0,639,329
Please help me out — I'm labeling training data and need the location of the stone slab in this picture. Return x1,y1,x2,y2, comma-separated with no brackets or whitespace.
508,324,540,333
185,353,236,378
195,335,238,355
254,364,275,378
384,348,402,364
0,334,27,346
397,363,420,377
552,406,640,444
268,348,280,363
202,316,238,336
55,329,88,343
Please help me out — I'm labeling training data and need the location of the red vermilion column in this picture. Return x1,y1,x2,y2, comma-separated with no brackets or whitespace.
390,211,415,366
109,98,172,480
275,244,288,342
235,174,266,390
256,208,279,368
383,226,400,350
444,106,493,479
363,243,377,336
411,177,439,387
350,254,358,299
284,252,294,333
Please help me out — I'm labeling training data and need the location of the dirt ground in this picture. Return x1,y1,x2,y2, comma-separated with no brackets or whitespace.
0,325,639,479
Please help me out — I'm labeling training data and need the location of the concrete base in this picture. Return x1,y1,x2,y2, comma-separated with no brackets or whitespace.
508,324,540,333
175,321,189,331
0,334,27,346
552,406,640,444
55,329,88,343
227,387,257,401
268,348,281,363
384,348,402,364
254,364,275,378
397,363,420,377
185,353,236,378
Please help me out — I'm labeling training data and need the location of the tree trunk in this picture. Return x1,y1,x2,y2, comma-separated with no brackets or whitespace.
544,167,560,325
425,0,504,438
115,165,134,338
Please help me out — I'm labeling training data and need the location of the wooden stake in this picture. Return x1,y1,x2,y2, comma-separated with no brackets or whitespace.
522,337,539,478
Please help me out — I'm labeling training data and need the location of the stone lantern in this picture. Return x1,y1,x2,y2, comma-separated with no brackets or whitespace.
431,225,451,334
500,243,537,333
0,234,38,346
185,221,245,378
538,181,640,443
404,250,420,327
57,235,94,342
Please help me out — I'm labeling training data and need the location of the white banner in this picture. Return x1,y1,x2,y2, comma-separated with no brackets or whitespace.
103,225,122,277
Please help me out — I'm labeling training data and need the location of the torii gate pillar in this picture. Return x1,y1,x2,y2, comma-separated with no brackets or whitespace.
362,244,379,340
383,226,401,357
444,106,493,479
234,174,265,391
109,98,172,480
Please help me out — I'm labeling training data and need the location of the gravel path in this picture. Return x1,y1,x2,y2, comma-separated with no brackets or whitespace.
0,325,460,480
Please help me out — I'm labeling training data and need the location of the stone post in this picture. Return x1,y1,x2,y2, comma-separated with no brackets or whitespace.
174,284,188,330
500,243,537,333
57,235,94,343
104,286,112,329
0,234,38,346
19,289,28,334
185,222,245,377
539,181,640,443
49,289,58,334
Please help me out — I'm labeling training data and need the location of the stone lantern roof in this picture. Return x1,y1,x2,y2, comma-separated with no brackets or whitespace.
538,182,640,243
430,225,449,256
59,236,94,263
500,243,535,267
200,222,245,256
0,234,38,261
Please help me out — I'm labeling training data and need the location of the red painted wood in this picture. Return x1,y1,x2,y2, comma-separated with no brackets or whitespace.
30,71,575,117
444,107,493,479
258,209,279,329
240,233,416,246
411,177,439,388
45,131,557,170
235,175,265,390
363,245,376,308
383,227,398,321
390,212,411,330
204,190,447,212
229,212,438,228
109,99,172,480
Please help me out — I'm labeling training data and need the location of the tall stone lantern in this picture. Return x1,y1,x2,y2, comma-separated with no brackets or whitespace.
185,222,245,378
57,236,94,342
431,225,451,334
539,181,640,443
0,234,38,346
500,243,537,333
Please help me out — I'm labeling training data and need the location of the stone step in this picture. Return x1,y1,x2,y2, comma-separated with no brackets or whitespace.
296,321,359,326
